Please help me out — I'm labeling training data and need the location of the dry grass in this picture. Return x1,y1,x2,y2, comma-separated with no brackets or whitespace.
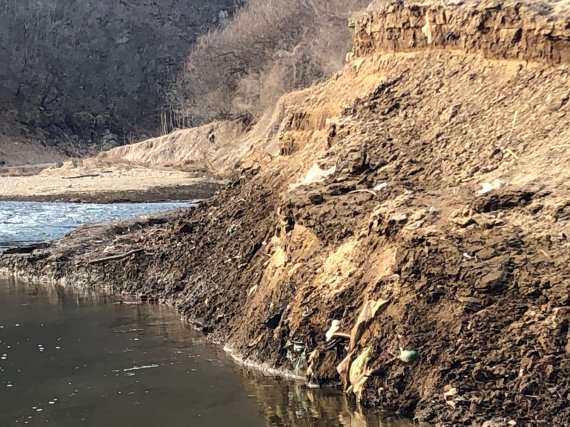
92,120,250,176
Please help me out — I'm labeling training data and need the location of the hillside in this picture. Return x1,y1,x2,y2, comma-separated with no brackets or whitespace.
174,0,370,122
0,0,371,166
1,1,569,425
0,0,236,165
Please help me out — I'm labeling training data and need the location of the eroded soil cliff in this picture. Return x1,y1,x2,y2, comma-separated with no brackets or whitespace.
1,1,569,425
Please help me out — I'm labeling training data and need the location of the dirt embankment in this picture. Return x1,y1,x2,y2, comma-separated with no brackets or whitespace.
92,120,254,176
1,1,569,425
0,120,253,202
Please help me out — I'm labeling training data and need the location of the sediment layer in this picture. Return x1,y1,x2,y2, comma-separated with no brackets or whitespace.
353,0,570,64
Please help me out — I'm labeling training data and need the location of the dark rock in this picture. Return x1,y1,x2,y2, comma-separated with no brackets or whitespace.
4,242,51,254
264,307,285,330
175,223,194,234
474,190,535,213
476,270,507,292
308,193,325,205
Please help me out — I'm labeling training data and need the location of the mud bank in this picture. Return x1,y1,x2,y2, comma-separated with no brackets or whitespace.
1,1,569,425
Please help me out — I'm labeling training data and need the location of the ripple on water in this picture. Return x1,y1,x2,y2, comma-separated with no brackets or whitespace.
0,201,197,251
0,265,411,427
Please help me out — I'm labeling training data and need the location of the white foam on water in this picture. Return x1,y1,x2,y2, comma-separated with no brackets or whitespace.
122,364,160,372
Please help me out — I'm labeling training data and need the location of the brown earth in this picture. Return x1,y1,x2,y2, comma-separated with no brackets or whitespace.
1,1,569,425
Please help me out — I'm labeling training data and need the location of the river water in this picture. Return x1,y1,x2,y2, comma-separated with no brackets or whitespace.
0,201,197,251
0,202,411,426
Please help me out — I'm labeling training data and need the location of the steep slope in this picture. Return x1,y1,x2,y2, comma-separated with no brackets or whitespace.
91,120,253,177
0,0,236,163
2,1,569,425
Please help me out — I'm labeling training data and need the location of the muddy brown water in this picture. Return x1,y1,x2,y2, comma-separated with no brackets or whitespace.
0,277,411,427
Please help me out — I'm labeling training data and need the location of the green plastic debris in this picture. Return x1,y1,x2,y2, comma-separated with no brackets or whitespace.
348,347,373,397
399,349,418,363
286,343,306,375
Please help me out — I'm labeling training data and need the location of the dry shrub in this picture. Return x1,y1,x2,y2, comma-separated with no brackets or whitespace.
174,0,370,123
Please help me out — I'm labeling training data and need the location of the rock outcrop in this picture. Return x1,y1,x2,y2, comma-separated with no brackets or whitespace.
354,0,570,64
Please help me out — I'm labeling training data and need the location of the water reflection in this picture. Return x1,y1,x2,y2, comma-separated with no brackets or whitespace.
0,277,412,427
1,276,114,306
237,368,410,427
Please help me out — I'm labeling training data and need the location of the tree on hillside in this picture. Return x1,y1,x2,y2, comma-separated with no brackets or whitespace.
173,0,369,123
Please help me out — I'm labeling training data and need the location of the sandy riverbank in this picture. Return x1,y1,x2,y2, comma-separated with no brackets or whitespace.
0,166,223,202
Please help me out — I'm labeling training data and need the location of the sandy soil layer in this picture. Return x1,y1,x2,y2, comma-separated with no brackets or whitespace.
0,167,223,202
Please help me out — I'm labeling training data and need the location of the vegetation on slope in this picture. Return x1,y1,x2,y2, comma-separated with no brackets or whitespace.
0,0,236,159
172,0,370,123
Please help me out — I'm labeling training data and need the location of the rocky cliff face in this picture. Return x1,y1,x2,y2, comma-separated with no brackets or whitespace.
0,0,235,160
352,0,570,64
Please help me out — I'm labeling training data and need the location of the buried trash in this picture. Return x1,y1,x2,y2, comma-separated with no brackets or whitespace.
333,299,391,397
398,349,418,363
325,319,350,342
349,299,390,352
326,319,341,341
286,342,307,375
347,347,373,399
264,307,284,329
